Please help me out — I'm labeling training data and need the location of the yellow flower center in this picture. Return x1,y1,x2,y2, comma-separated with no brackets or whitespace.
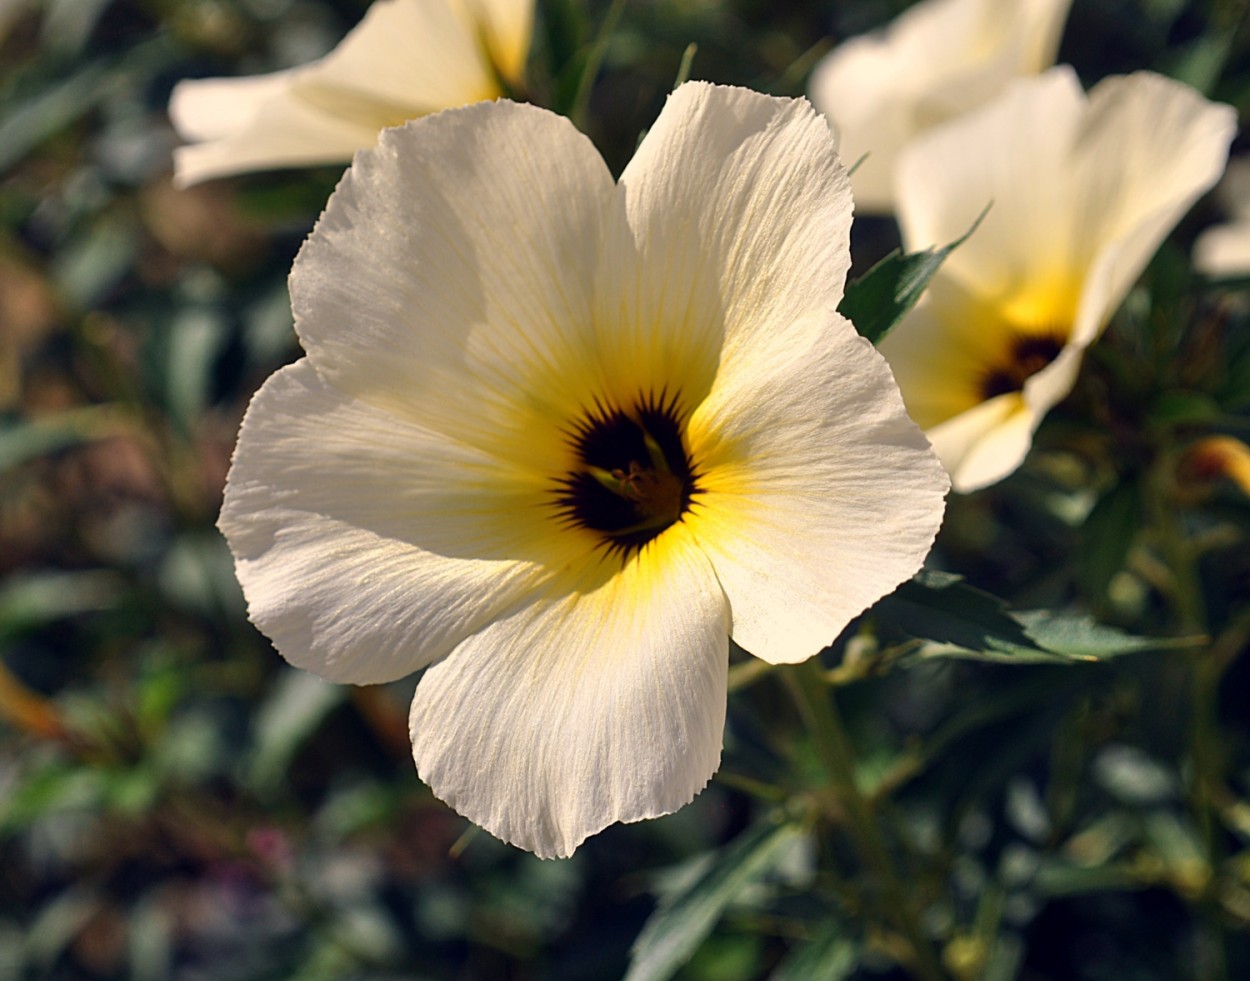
555,395,700,556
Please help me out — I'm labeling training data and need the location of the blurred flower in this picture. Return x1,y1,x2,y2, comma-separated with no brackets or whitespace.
169,0,533,186
1195,159,1250,278
880,67,1235,492
1179,436,1250,499
808,0,1071,214
218,83,949,858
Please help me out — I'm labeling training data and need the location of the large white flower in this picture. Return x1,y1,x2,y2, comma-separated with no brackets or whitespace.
880,67,1235,492
808,0,1072,214
218,83,949,858
169,0,533,187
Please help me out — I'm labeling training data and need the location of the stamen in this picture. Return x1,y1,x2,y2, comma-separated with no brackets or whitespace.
980,333,1066,401
554,394,699,556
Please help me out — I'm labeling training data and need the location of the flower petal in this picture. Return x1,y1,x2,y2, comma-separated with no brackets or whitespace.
687,310,949,664
468,0,535,83
810,0,1071,212
310,0,498,112
409,527,729,858
171,73,383,187
1066,71,1235,344
170,0,529,186
594,82,851,414
289,100,616,473
219,360,562,684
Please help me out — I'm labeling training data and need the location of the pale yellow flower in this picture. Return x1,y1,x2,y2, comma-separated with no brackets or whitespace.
880,68,1235,492
169,0,533,186
808,0,1071,213
218,83,949,857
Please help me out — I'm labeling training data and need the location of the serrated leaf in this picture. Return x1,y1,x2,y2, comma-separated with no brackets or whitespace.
626,818,800,981
838,207,986,345
879,572,1191,665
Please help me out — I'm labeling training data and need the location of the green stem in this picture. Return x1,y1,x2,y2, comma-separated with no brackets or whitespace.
783,660,946,981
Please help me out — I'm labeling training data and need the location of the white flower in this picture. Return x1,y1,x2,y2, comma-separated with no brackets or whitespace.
1195,159,1250,278
808,0,1072,214
218,83,949,858
169,0,533,187
879,67,1235,492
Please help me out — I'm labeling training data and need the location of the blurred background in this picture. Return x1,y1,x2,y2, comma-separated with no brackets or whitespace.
2,0,1250,978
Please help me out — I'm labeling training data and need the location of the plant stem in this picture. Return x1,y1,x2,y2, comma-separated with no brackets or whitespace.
783,660,946,981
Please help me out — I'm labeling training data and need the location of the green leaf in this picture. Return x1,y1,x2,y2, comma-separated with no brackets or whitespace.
626,818,800,981
1078,480,1141,606
770,922,857,981
0,405,129,474
879,572,1191,665
838,207,987,345
247,668,347,795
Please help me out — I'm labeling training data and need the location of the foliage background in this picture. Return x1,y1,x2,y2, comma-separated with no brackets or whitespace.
1,0,1249,978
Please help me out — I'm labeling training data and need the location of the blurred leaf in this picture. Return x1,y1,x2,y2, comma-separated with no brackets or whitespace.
0,59,110,174
53,211,137,310
24,885,101,971
0,405,129,473
248,668,346,794
1164,32,1232,94
1093,745,1178,805
882,572,1187,664
164,307,228,431
1078,479,1141,605
626,818,800,981
1150,391,1222,425
770,921,856,981
0,569,124,638
839,207,986,345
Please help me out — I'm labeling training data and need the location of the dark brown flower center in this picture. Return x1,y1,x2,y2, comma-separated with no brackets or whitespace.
980,333,1066,401
555,395,699,556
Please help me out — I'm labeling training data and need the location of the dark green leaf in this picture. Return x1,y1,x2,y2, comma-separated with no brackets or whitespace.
1078,480,1141,605
838,207,987,345
770,922,857,981
880,572,1190,664
626,818,800,981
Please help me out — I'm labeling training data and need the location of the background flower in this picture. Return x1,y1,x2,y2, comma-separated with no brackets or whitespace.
1195,158,1250,278
218,82,948,858
879,66,1235,492
169,0,533,186
808,0,1071,214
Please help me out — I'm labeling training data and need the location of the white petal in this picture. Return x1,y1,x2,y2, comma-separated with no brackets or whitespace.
290,99,616,473
810,0,1071,213
170,0,526,186
219,360,563,684
410,527,729,858
172,75,382,186
1067,71,1235,343
926,395,1034,493
593,82,851,414
169,72,297,142
1195,219,1250,278
895,66,1087,302
462,0,535,83
922,342,1085,492
686,310,949,664
312,0,498,111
